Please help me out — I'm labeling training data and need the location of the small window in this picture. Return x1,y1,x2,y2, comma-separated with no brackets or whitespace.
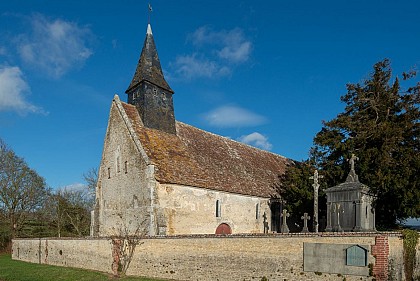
107,167,111,179
256,204,260,219
116,156,121,173
124,161,128,174
216,200,221,217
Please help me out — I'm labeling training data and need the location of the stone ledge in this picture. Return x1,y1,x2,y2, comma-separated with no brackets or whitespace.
12,231,402,241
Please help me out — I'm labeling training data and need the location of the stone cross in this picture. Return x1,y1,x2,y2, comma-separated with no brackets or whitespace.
310,169,323,233
280,209,290,233
301,213,311,233
348,153,359,172
346,153,360,182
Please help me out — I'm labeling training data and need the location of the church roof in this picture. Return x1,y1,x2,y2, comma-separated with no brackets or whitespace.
120,101,290,198
125,24,173,93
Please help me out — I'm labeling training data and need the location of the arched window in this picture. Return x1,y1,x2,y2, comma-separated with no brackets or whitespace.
216,200,221,217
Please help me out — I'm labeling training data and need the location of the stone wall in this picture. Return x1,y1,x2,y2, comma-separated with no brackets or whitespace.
95,99,156,236
13,232,409,281
157,183,271,235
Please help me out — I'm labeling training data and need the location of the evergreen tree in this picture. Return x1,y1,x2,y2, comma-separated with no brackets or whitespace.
279,59,420,229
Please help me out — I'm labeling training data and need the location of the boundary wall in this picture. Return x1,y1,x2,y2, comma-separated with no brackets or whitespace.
12,232,413,281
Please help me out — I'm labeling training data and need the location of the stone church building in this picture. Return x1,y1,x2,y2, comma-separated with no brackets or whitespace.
91,24,290,237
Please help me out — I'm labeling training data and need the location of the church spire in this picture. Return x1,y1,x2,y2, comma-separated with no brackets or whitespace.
126,23,176,135
126,24,173,94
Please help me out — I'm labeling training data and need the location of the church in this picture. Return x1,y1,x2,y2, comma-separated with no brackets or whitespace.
91,24,291,237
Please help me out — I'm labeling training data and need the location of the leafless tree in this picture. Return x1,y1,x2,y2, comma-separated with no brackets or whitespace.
0,138,48,238
45,187,92,237
111,213,146,276
83,167,98,195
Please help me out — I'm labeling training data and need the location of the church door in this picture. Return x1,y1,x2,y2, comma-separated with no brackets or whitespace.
215,223,232,234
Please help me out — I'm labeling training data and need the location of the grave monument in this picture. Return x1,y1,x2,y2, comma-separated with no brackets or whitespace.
325,154,376,232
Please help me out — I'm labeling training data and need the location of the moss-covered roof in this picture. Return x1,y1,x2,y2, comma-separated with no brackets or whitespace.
121,102,290,198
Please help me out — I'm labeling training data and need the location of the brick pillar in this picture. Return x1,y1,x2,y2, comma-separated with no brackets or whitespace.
111,239,122,277
371,235,389,281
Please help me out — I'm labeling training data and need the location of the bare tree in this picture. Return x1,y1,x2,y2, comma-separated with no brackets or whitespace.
111,213,146,277
0,138,48,238
83,167,98,195
45,187,92,237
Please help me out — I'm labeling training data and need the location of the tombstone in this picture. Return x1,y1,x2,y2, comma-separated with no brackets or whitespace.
301,213,311,233
325,154,376,232
280,209,290,233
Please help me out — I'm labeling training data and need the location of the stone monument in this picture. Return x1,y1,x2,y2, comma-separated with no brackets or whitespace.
325,154,376,232
310,170,323,233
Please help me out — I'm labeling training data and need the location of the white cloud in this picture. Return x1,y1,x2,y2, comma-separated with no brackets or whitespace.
237,132,273,150
171,26,252,80
190,26,252,63
16,14,93,78
218,40,252,63
174,53,231,79
203,105,267,128
0,65,44,114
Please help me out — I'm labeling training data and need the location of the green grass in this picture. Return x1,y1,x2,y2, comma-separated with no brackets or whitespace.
0,254,165,281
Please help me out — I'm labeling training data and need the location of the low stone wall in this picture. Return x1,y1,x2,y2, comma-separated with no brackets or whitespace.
12,232,409,281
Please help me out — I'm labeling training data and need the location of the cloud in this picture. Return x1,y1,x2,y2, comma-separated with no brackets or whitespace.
218,40,252,63
237,132,273,150
16,14,93,78
174,53,231,79
0,65,44,114
171,26,252,80
203,105,267,128
189,27,252,63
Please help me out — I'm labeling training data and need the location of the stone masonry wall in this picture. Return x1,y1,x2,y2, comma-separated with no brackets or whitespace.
96,100,155,236
157,183,271,235
12,233,408,281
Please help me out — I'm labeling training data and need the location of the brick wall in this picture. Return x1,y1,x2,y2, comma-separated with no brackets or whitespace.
372,235,389,281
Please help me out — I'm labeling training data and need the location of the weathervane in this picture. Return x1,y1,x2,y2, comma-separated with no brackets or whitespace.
148,3,153,24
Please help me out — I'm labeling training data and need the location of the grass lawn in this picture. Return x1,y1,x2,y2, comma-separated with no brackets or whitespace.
0,254,166,281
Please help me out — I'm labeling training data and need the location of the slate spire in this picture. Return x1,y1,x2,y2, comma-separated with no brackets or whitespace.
126,24,176,134
126,24,173,94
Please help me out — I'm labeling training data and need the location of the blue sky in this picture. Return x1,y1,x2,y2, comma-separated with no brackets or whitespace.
1,0,419,190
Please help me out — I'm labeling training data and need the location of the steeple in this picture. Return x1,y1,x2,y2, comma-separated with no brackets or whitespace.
126,23,176,134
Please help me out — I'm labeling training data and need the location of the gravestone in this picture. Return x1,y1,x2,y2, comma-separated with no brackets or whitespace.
325,154,376,232
280,209,290,233
301,213,311,233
